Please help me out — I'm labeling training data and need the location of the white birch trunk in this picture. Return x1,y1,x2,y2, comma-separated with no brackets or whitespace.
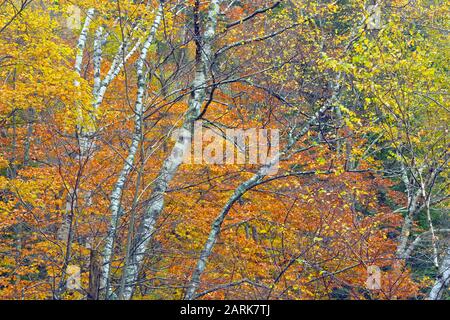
395,195,422,261
395,161,421,260
420,176,439,268
120,0,223,300
79,24,103,156
429,246,450,300
99,4,164,299
78,17,142,156
74,8,94,156
93,35,142,111
74,9,95,82
92,26,103,102
57,9,94,284
184,77,342,300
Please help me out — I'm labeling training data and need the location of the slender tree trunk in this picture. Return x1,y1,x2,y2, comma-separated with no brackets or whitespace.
420,177,439,268
395,162,421,260
93,37,141,111
118,153,144,299
429,246,450,300
184,77,342,300
120,0,223,300
74,9,94,84
99,3,164,299
73,6,94,153
54,8,94,300
88,249,101,300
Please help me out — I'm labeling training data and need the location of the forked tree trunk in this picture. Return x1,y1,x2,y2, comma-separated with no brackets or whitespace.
99,3,164,299
120,0,223,300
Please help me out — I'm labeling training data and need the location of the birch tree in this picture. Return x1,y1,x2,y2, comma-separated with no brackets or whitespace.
0,0,447,300
99,2,164,299
184,1,374,299
119,0,223,300
429,246,450,300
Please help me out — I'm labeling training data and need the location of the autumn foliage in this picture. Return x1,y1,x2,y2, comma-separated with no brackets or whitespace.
0,0,448,300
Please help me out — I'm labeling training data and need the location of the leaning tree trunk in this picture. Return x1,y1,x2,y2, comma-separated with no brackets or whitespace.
183,8,384,299
99,3,164,299
120,0,223,300
184,76,342,300
429,246,450,300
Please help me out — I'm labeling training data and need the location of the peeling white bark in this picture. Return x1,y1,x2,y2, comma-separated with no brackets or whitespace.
93,36,141,111
419,174,439,268
93,26,103,99
99,4,164,299
120,0,223,300
58,11,94,297
74,8,94,157
77,17,143,156
79,23,103,157
81,27,142,156
395,161,421,260
74,9,95,81
429,246,450,300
